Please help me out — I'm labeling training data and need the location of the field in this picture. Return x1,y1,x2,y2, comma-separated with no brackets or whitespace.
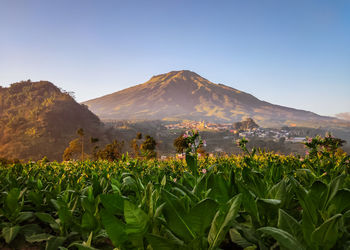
0,135,350,250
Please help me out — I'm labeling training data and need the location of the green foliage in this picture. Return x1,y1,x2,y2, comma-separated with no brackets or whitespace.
63,138,82,161
0,135,349,249
140,135,157,159
174,133,189,153
95,139,124,161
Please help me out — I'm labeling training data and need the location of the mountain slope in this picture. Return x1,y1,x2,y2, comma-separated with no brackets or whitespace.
84,70,340,127
336,112,350,121
0,80,110,160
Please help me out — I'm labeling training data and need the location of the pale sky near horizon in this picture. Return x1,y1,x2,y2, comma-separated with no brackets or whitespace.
0,0,349,116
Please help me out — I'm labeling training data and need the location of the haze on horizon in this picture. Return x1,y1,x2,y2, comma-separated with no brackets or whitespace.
1,0,349,117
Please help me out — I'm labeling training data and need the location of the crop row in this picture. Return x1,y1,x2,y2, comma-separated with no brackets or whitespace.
0,137,350,249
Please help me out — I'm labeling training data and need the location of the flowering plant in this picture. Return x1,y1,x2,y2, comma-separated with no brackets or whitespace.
183,130,205,154
304,133,346,157
182,130,206,176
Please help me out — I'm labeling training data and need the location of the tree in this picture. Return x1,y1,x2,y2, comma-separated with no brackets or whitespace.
136,132,142,140
95,140,124,161
131,132,142,157
173,134,189,153
63,138,82,161
140,135,157,159
90,137,99,160
77,128,85,161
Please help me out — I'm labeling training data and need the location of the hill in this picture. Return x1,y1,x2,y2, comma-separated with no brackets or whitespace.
233,118,259,131
84,70,345,128
336,112,350,121
0,80,111,161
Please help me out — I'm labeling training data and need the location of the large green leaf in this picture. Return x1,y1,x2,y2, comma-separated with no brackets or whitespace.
45,236,65,250
290,176,318,243
207,173,231,204
268,179,287,203
146,234,182,250
36,212,58,225
277,209,302,242
186,153,198,176
257,198,281,226
301,207,316,247
124,200,149,235
186,198,218,236
121,176,139,194
308,181,328,210
58,205,73,227
100,208,127,247
80,196,95,214
21,224,43,238
239,184,260,226
327,189,350,216
16,211,34,223
192,173,208,197
28,191,43,207
25,233,52,243
258,198,281,206
5,188,20,214
81,212,97,231
161,189,195,242
163,228,186,246
258,227,305,250
242,168,266,198
100,193,124,215
2,226,20,244
311,214,343,250
229,228,254,248
141,182,154,217
36,212,60,232
171,181,199,202
69,233,97,250
325,174,345,208
208,193,242,250
234,224,259,246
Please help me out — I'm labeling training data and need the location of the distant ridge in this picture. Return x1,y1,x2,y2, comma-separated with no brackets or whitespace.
336,112,350,121
0,80,110,160
84,70,342,127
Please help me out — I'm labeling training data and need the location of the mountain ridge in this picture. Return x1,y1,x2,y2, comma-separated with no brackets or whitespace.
83,70,341,127
0,80,111,160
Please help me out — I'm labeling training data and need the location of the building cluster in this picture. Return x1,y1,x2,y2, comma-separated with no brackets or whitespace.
165,121,233,131
165,120,306,143
235,127,306,142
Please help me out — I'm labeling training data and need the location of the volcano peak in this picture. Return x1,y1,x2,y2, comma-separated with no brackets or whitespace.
83,70,334,127
148,70,204,84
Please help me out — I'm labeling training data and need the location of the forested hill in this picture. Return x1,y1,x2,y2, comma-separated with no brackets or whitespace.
0,80,110,161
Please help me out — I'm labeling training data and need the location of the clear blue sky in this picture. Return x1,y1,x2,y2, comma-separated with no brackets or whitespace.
1,0,349,116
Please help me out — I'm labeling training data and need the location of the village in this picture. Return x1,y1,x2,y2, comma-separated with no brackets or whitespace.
165,120,306,143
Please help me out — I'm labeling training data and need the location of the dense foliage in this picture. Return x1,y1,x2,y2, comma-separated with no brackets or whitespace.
0,135,349,249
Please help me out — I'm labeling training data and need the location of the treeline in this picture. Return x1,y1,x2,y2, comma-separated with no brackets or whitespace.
62,129,157,161
63,129,209,162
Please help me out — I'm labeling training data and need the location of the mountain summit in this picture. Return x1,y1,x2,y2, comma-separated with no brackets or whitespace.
84,70,337,127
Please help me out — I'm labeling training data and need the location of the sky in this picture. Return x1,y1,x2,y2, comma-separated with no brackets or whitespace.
0,0,349,116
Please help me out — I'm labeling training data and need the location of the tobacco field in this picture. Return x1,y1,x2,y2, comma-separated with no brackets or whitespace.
0,135,350,250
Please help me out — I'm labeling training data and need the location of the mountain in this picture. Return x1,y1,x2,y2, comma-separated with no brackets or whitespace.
84,70,343,127
336,112,350,121
0,80,111,161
